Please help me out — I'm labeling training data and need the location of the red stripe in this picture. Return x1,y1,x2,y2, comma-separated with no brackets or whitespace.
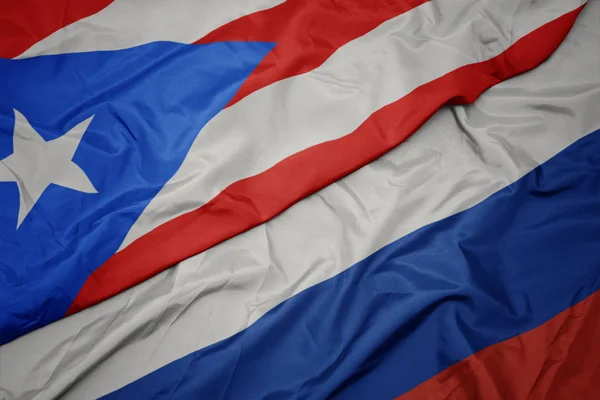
66,7,584,316
197,0,429,106
0,0,113,59
395,290,600,400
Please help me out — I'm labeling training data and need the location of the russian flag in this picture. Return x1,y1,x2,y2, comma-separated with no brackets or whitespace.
1,0,599,398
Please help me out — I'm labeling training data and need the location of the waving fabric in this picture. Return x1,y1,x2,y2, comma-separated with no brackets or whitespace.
0,0,599,399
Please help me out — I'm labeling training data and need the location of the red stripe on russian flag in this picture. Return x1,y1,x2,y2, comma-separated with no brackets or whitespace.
396,290,600,400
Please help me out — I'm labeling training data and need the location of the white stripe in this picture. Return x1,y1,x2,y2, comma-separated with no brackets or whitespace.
120,0,587,251
2,3,598,399
17,0,284,58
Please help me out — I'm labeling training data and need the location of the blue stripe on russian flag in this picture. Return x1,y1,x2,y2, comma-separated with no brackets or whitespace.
104,127,600,399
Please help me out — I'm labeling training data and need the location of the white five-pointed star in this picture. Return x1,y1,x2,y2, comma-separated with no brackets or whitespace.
0,109,98,228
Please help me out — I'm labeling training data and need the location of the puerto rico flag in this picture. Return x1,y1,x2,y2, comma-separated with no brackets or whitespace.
1,0,599,399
